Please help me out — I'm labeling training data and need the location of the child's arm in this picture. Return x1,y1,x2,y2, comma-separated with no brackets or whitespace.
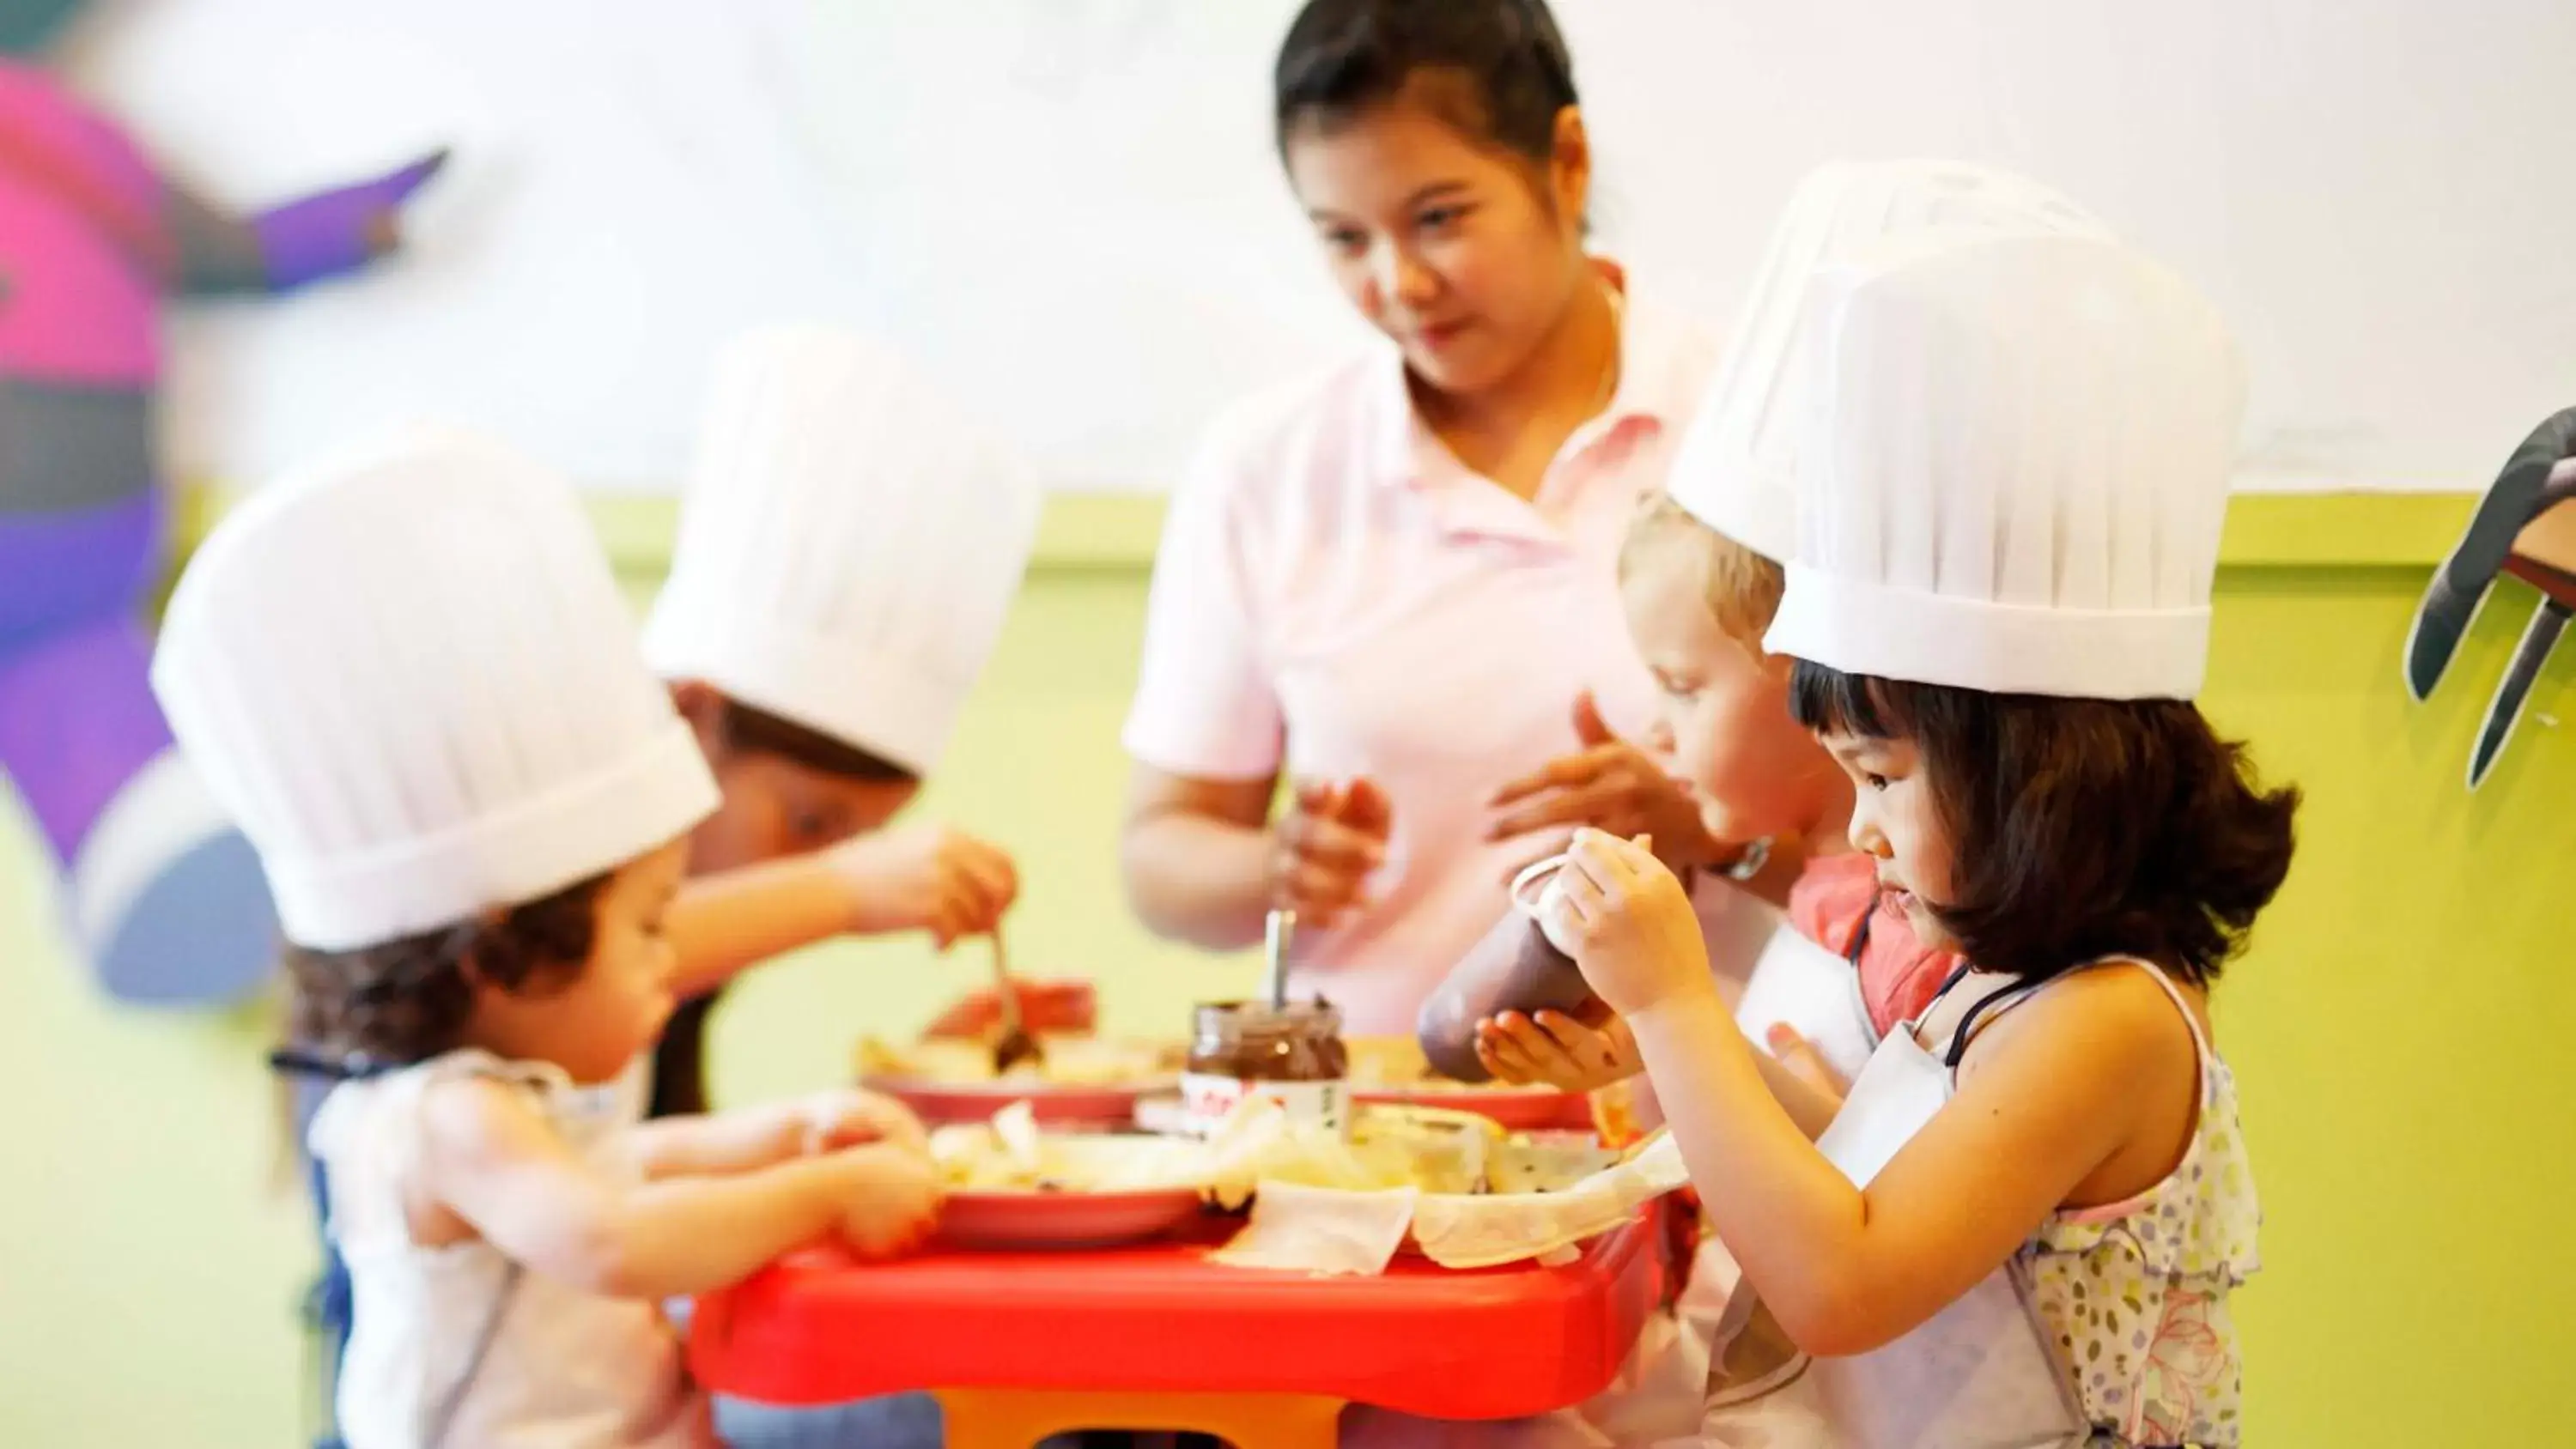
666,825,1018,997
1552,831,2184,1357
420,1077,939,1298
615,1090,929,1180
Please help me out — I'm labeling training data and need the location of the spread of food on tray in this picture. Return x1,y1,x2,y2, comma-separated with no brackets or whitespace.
915,1093,1680,1269
861,1013,1598,1131
866,983,1684,1267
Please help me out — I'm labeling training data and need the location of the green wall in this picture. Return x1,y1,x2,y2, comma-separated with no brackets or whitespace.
0,493,2565,1444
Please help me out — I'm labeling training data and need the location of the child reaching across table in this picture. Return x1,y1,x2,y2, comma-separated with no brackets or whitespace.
640,324,1064,1119
155,431,939,1448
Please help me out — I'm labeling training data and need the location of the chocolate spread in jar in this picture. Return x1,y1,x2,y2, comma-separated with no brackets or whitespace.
1179,999,1350,1137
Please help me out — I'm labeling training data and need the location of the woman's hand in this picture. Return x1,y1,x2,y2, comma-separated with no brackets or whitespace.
1487,692,1723,877
1266,777,1392,929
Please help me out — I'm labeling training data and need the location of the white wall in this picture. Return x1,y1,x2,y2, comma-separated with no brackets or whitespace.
74,0,2576,493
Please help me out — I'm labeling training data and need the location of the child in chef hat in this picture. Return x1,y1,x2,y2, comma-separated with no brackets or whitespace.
637,324,1078,1119
1547,227,2288,1446
155,428,942,1449
1476,160,2116,1100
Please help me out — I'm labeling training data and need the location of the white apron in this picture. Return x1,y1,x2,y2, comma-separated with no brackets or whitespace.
1688,977,2089,1449
1729,911,1881,1090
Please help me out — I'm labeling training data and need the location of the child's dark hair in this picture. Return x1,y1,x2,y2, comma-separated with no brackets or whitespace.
1273,0,1579,164
281,873,608,1068
717,697,915,785
1789,665,2300,987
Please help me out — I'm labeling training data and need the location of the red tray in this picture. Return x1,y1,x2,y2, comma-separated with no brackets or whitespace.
691,1203,1673,1421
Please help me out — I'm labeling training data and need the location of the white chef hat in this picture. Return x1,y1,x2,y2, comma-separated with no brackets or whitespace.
151,429,720,951
1668,160,2113,564
1762,229,2245,700
641,325,1042,777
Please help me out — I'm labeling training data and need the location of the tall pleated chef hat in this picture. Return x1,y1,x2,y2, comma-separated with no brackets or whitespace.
643,325,1042,775
1668,160,2113,565
153,428,720,949
1763,228,2245,700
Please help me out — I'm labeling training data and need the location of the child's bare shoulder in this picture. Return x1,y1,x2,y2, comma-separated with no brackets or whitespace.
418,1068,558,1169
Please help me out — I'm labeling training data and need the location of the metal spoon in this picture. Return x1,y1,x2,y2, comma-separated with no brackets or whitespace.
1261,907,1297,1009
987,926,1044,1075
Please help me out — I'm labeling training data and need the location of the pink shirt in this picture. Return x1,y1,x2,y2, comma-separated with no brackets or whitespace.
1125,273,1718,1034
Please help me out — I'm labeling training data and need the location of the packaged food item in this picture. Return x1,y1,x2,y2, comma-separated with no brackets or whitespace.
1180,999,1351,1137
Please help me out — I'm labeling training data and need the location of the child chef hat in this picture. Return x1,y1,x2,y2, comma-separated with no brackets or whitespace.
1763,229,2245,700
1668,160,2112,564
151,429,720,951
642,325,1042,777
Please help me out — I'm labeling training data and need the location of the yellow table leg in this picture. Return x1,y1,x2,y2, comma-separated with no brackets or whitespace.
933,1388,1346,1449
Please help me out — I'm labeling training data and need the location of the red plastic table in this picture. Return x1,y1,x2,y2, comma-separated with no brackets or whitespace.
690,1206,1675,1449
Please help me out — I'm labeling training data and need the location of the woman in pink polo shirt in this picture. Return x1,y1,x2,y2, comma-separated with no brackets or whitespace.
1121,0,1741,1037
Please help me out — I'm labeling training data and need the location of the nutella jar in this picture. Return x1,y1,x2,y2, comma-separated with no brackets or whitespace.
1179,999,1350,1138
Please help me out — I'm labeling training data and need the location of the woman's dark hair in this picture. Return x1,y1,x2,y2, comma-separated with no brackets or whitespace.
1273,0,1579,163
1789,664,2300,987
281,873,608,1069
718,697,915,785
